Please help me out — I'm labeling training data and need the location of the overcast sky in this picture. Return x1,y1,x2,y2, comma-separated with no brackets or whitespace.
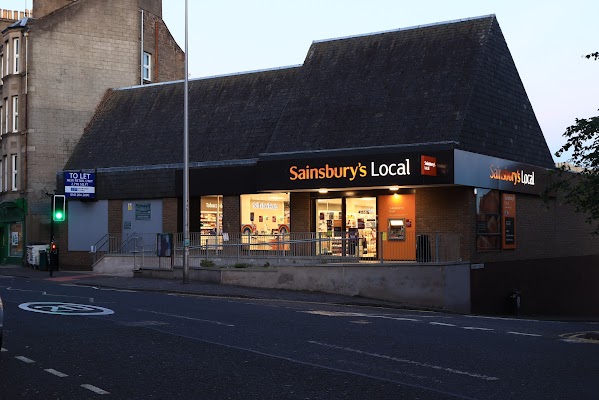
6,0,598,162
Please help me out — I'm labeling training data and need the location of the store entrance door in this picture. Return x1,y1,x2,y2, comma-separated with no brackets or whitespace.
346,197,377,259
315,197,377,259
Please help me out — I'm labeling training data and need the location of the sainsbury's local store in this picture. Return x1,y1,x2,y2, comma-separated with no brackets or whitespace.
57,15,598,316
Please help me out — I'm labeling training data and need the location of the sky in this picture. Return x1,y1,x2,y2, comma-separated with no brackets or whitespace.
4,0,598,162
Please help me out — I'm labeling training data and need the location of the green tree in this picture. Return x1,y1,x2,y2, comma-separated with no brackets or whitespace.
549,52,598,233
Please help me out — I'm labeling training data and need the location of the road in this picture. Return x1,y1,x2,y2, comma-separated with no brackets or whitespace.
0,272,598,399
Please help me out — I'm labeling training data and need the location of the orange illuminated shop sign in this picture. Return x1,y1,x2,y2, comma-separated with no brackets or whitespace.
490,165,535,187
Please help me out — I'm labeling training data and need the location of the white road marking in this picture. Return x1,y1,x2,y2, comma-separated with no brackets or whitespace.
386,317,421,322
1,347,7,352
429,322,456,327
45,369,68,378
15,356,35,364
462,327,494,331
508,331,542,337
303,310,421,322
81,384,110,395
309,340,499,381
137,309,235,327
464,314,559,323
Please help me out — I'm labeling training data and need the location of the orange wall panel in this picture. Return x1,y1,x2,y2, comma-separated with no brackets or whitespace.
379,194,416,260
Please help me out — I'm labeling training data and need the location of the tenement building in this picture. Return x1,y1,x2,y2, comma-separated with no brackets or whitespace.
0,0,184,265
62,15,599,316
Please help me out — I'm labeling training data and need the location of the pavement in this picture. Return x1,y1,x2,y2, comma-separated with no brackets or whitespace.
0,264,412,310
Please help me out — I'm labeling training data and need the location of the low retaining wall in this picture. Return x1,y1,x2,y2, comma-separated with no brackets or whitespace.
97,255,470,313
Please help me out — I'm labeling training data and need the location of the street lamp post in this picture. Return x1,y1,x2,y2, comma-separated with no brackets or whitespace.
182,0,190,283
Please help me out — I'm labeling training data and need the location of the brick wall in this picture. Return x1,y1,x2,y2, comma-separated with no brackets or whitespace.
222,196,240,235
416,186,474,262
290,192,311,233
108,199,122,234
162,198,178,233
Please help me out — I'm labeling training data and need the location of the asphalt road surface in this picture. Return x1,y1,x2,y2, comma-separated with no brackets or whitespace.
0,273,598,399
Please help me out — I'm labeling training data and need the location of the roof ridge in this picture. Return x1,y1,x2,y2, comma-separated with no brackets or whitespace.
312,14,496,44
116,64,303,91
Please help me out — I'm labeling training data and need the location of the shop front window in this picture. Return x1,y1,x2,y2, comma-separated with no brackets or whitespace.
240,193,290,235
9,222,23,257
315,197,377,258
476,189,501,251
200,196,222,235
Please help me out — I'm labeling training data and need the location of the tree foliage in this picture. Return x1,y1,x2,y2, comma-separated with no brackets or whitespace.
546,53,598,234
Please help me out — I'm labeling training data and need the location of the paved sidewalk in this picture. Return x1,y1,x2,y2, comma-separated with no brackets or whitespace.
0,264,412,309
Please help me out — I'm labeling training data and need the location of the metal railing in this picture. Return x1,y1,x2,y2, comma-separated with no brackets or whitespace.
92,231,461,269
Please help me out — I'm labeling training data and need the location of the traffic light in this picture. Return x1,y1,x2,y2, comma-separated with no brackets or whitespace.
53,195,66,222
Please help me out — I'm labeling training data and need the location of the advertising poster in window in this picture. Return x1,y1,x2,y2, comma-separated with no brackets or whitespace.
502,193,516,249
10,222,23,257
476,189,501,251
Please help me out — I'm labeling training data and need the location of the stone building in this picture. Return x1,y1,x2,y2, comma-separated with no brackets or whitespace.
0,0,184,264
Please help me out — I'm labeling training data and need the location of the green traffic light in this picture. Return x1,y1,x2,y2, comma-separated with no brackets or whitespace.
55,212,63,220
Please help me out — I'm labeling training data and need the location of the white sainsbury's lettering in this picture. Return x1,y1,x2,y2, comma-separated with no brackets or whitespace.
371,159,410,177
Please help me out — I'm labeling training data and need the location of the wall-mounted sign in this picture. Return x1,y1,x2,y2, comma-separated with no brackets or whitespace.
502,193,516,249
64,172,96,199
257,151,453,191
421,156,437,176
135,203,151,221
454,150,547,195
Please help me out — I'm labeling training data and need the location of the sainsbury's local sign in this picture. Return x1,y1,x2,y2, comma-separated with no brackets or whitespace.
289,159,412,182
64,172,96,199
257,151,453,191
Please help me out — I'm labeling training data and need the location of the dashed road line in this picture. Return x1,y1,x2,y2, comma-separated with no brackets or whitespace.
309,340,499,381
508,331,542,337
462,327,494,331
45,369,68,378
15,356,35,364
429,322,456,327
137,309,235,327
81,384,110,395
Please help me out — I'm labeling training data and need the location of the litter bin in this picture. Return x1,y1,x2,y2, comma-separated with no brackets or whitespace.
38,250,48,271
416,235,431,262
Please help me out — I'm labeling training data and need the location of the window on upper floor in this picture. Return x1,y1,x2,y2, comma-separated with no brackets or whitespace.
4,99,8,133
0,157,3,193
0,105,2,135
0,54,3,81
4,41,9,76
2,155,7,192
143,52,152,82
13,38,19,74
11,154,17,191
12,96,18,132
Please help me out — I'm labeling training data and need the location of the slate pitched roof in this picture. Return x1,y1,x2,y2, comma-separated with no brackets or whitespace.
65,14,555,172
65,67,300,169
